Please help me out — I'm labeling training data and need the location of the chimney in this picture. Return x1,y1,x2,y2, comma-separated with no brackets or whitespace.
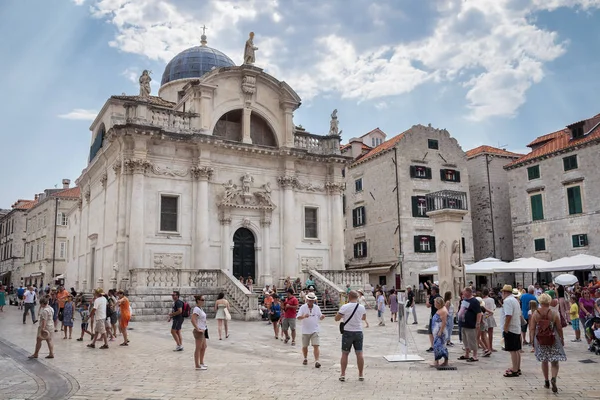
349,137,364,159
34,194,39,201
62,179,71,189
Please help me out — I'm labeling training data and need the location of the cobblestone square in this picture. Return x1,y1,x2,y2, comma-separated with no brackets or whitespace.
2,305,600,400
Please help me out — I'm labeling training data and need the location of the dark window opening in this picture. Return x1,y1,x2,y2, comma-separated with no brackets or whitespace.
440,169,461,182
352,206,366,227
428,139,439,150
414,235,436,253
567,186,583,215
409,165,432,179
160,196,178,232
527,165,540,180
572,234,588,248
563,155,578,171
304,207,318,239
353,241,367,258
534,238,546,252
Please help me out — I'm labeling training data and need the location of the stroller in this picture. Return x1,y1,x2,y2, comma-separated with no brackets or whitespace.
584,317,600,355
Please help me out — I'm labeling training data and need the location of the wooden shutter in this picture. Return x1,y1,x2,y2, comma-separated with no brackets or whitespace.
583,234,588,246
425,167,432,179
410,166,416,178
414,236,420,252
440,169,446,181
572,235,578,248
430,236,436,252
352,208,358,227
455,171,461,182
411,196,418,217
361,206,366,225
362,242,368,257
353,243,359,258
531,194,544,220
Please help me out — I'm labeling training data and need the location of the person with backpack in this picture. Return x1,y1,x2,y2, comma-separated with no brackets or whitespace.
168,291,185,351
500,285,523,377
530,293,566,393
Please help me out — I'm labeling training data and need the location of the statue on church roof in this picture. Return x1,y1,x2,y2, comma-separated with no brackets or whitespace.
243,32,258,65
139,70,152,97
329,109,339,136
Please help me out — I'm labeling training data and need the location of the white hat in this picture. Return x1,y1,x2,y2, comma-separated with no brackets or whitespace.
305,292,318,301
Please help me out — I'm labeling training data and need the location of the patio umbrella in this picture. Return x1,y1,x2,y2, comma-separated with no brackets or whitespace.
553,274,578,286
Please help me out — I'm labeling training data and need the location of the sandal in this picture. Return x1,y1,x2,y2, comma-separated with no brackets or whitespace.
302,359,308,365
45,355,54,359
457,355,468,360
466,358,479,362
483,351,492,357
99,344,109,349
120,343,128,346
87,344,95,348
339,376,345,382
551,377,557,393
358,376,364,381
503,370,519,377
291,341,296,346
544,380,550,389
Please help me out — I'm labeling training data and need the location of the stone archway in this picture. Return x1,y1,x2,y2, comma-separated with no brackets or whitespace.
232,228,256,280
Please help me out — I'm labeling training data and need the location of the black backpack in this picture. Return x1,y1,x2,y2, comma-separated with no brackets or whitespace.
104,295,114,317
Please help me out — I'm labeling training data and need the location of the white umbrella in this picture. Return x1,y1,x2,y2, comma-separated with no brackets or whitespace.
553,274,578,286
420,265,438,274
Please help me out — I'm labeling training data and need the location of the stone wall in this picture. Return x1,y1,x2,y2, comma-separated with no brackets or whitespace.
507,143,600,260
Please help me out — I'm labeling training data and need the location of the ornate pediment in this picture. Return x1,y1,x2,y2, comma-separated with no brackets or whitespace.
219,173,275,210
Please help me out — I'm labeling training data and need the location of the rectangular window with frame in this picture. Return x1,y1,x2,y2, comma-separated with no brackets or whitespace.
414,235,436,253
304,207,318,239
563,155,578,171
160,195,179,232
57,213,68,226
527,165,540,180
353,241,367,258
572,234,588,248
428,139,439,150
567,186,583,215
534,238,546,252
410,165,432,179
355,178,363,193
440,169,461,182
411,196,428,218
352,206,366,227
59,241,66,259
530,194,544,221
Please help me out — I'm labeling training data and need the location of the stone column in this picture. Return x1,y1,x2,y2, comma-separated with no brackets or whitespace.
278,175,297,278
427,208,468,308
242,108,252,144
191,166,214,269
113,160,127,281
125,159,150,271
220,214,231,270
261,214,272,285
327,182,345,270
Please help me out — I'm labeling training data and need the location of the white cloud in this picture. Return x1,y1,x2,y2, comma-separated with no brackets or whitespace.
374,101,388,110
58,109,98,121
72,0,86,5
121,67,140,84
81,0,600,121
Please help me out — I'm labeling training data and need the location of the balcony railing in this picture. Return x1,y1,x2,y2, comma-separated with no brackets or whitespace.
426,190,468,212
294,131,341,155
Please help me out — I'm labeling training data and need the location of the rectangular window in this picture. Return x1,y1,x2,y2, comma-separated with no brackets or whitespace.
57,213,68,226
534,238,546,252
414,235,436,253
304,207,318,239
563,155,578,171
428,139,439,150
160,195,179,232
572,234,588,248
530,194,544,221
59,241,66,259
352,206,366,227
527,165,540,180
355,178,363,192
409,165,432,179
411,196,428,217
353,241,368,258
567,186,583,215
440,169,461,182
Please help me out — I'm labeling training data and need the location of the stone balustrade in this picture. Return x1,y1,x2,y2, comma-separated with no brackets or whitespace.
219,269,259,321
318,270,370,290
303,269,344,307
149,107,193,131
294,131,341,155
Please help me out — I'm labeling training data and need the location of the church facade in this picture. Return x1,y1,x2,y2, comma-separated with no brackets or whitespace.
65,37,348,313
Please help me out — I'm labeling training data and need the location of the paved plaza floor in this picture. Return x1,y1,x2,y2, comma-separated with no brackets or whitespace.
1,304,600,400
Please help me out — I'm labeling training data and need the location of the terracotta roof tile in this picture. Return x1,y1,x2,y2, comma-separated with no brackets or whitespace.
351,130,408,166
466,145,523,159
341,143,372,151
506,113,600,169
111,95,176,109
14,200,37,210
359,127,386,139
51,187,81,199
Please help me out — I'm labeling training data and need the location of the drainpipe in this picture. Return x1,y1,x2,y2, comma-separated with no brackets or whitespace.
52,197,59,280
393,147,403,282
485,154,496,258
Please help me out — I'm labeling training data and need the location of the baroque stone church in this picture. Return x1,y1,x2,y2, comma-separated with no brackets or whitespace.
65,33,347,316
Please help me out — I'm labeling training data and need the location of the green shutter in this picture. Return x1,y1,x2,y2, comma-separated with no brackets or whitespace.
410,166,416,178
455,170,461,182
414,236,420,253
440,169,446,181
572,235,579,248
425,168,432,179
567,186,582,215
430,236,436,252
352,208,357,227
362,242,368,257
412,196,418,217
531,194,544,221
353,243,358,258
361,206,366,225
583,234,588,246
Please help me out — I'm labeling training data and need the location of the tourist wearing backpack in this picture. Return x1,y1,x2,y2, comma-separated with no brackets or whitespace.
168,291,185,351
530,293,566,393
500,285,522,378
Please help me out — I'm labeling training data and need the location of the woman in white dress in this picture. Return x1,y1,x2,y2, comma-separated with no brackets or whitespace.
482,288,497,352
192,295,208,370
357,289,370,328
214,292,230,340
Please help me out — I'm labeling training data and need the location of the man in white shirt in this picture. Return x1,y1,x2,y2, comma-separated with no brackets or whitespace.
88,288,109,349
22,285,38,324
297,292,325,368
335,290,367,382
501,285,523,377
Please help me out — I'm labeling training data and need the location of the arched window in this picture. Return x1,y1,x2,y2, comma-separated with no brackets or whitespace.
214,110,277,147
89,124,105,163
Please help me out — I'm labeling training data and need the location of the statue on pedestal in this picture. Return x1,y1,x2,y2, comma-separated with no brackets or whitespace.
329,109,340,136
139,70,151,97
451,241,464,298
243,32,258,65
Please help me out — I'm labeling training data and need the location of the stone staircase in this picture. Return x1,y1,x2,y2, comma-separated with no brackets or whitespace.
252,287,340,317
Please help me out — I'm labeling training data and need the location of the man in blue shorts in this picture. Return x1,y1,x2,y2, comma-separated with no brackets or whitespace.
335,290,367,382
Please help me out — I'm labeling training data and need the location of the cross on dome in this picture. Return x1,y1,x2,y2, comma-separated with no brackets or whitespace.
200,24,208,46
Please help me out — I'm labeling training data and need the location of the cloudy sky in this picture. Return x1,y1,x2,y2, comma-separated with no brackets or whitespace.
1,0,599,207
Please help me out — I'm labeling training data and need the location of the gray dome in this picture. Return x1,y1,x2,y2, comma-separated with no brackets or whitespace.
161,45,235,86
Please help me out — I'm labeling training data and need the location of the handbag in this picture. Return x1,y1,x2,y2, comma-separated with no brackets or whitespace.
224,308,232,321
339,303,360,334
204,328,209,339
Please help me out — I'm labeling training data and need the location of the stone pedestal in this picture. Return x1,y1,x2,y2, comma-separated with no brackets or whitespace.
427,209,468,306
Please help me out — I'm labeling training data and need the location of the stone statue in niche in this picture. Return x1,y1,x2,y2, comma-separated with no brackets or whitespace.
451,241,464,296
222,180,238,203
139,70,152,97
241,172,254,193
243,32,258,64
255,182,272,205
329,109,339,136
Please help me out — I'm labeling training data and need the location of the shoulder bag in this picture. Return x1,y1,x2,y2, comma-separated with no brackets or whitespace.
339,303,360,334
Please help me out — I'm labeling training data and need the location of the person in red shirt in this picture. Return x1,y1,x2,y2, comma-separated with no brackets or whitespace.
282,288,299,346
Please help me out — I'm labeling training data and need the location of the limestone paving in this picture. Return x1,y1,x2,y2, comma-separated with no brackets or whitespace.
1,305,600,400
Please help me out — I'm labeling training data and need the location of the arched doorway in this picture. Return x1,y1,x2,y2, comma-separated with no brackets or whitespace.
233,228,256,280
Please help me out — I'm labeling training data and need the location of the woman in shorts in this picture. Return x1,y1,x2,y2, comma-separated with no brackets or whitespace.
191,295,208,370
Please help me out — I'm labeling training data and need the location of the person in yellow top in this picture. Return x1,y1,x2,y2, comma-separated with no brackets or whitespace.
569,296,581,342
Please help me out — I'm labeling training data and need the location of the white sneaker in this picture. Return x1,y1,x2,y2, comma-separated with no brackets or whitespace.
200,364,208,369
198,365,208,370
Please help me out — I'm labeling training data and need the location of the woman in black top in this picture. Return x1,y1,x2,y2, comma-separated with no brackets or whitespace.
406,286,417,324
